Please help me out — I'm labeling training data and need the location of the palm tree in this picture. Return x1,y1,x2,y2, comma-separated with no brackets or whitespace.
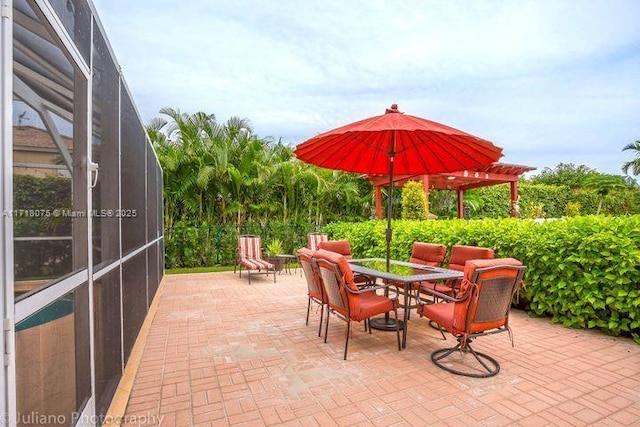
149,107,374,232
585,174,631,215
622,141,640,176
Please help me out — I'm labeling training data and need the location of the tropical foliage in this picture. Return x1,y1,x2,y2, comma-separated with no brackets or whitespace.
148,108,375,266
400,181,428,220
429,163,640,219
622,141,640,176
150,109,640,268
149,108,374,230
532,163,598,188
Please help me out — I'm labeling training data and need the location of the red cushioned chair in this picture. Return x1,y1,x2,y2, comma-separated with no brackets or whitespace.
308,232,329,251
411,242,447,267
416,258,526,377
234,235,276,285
297,247,327,337
394,242,447,316
313,249,401,360
426,245,495,296
449,245,496,271
318,240,373,286
318,240,353,259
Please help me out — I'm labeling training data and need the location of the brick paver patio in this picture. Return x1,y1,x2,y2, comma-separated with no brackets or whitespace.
122,270,640,426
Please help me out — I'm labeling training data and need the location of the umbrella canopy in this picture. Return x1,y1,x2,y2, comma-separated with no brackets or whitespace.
295,104,503,270
295,104,503,176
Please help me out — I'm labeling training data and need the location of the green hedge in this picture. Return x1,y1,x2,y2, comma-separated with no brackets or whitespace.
323,216,640,342
165,221,314,268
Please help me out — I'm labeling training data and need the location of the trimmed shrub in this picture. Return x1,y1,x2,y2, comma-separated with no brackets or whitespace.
164,221,312,268
401,181,428,220
323,216,640,343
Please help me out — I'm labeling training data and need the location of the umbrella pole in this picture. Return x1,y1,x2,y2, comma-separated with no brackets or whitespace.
368,133,405,333
386,135,395,273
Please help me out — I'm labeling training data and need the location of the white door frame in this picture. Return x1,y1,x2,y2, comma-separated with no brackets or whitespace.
1,0,15,423
6,0,96,424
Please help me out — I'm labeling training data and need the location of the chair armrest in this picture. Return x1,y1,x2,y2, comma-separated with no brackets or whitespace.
354,274,376,288
344,282,395,295
416,284,471,304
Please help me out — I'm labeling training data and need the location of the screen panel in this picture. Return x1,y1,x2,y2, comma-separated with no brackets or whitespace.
91,20,120,270
122,251,147,362
120,89,146,255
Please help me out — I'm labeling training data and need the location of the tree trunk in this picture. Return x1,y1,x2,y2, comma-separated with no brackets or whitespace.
596,196,604,215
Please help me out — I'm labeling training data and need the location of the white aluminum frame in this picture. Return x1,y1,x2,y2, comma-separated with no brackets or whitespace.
1,1,15,424
5,1,166,424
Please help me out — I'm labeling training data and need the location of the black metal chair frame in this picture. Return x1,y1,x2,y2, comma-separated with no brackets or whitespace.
298,253,326,337
417,264,526,377
313,258,401,360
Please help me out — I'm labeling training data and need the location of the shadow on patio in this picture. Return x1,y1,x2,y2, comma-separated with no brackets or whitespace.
120,270,640,426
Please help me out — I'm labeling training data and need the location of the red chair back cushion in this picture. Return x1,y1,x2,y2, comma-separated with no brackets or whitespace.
448,245,494,271
318,240,353,259
410,242,446,267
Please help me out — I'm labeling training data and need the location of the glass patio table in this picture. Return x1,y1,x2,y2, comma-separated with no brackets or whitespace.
348,258,464,348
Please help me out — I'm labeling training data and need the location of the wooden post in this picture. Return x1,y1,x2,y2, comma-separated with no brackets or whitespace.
457,189,464,219
510,181,519,217
375,185,383,219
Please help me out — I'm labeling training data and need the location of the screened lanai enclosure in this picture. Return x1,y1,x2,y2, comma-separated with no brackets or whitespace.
0,0,164,425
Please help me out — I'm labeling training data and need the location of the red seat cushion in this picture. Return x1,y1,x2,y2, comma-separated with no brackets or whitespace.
420,302,454,330
314,249,395,321
423,258,525,335
240,258,273,270
420,281,455,295
309,290,323,302
350,292,394,321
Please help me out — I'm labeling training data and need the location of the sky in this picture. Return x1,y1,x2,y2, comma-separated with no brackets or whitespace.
91,0,640,176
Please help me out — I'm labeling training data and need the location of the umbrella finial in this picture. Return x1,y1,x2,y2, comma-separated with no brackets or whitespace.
385,104,402,114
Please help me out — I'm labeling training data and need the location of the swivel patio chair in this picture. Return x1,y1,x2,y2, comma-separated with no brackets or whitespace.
234,235,276,285
416,258,526,377
297,247,327,337
308,232,329,251
313,249,401,360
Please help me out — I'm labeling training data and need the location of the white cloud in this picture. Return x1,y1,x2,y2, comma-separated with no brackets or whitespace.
92,0,640,174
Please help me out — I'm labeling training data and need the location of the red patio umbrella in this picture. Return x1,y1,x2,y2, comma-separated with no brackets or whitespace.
295,104,503,270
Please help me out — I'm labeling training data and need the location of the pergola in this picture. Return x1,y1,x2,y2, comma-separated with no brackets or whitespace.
368,162,535,219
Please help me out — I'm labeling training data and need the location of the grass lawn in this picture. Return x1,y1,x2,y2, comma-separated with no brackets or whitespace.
166,265,235,274
166,262,301,275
